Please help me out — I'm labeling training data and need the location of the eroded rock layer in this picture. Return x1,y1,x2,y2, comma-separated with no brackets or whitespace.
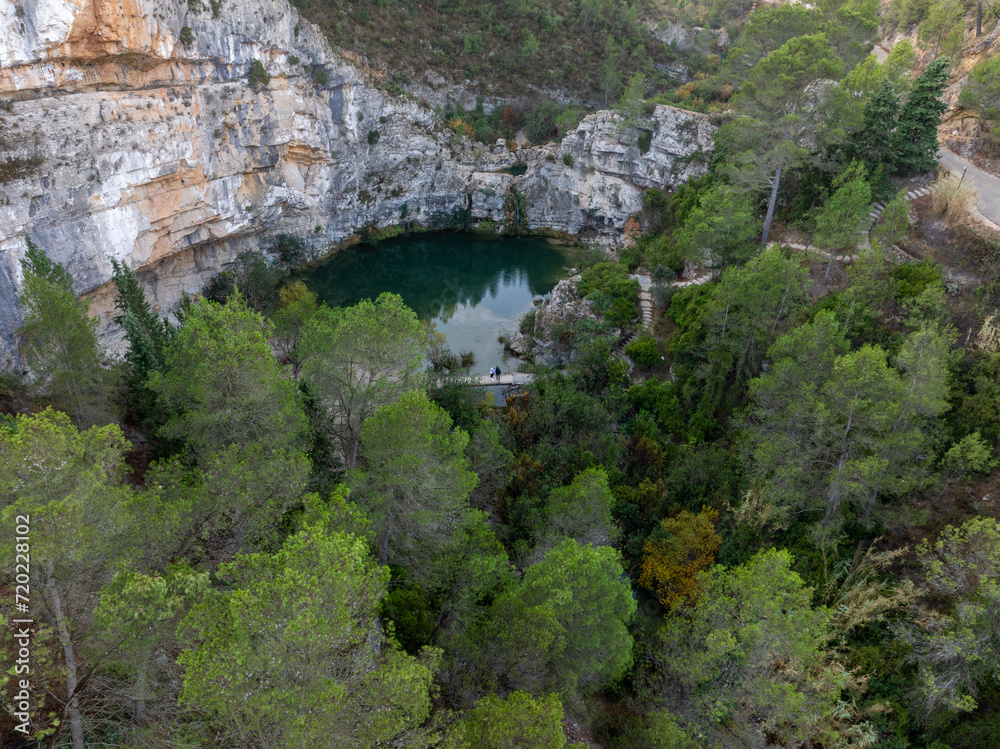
0,0,715,366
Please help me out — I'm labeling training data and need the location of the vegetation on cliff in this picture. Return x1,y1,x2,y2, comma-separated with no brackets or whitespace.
7,0,1000,747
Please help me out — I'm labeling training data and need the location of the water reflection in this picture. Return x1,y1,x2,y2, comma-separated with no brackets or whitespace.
301,233,572,372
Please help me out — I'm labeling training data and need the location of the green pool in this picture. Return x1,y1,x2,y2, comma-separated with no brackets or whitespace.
301,232,573,373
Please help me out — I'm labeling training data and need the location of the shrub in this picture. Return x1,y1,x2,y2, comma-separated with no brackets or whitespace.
626,335,660,369
248,59,270,90
523,100,584,144
892,260,942,299
312,69,329,85
204,250,288,315
0,99,12,112
652,264,677,285
179,26,194,45
651,283,676,309
637,128,653,155
520,309,536,335
367,130,380,146
563,152,574,167
274,234,308,265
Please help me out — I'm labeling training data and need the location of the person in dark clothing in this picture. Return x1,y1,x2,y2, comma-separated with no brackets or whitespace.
495,365,502,382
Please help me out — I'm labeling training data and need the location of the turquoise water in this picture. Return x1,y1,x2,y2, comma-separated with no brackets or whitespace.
301,233,573,373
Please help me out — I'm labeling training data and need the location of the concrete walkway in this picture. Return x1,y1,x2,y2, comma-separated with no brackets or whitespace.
434,372,535,387
939,148,1000,228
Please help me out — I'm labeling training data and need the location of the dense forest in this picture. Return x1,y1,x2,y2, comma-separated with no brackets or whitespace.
5,0,1000,746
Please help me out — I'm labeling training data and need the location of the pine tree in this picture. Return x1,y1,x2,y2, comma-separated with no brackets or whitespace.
18,237,112,426
892,57,950,175
110,258,172,425
959,55,1000,152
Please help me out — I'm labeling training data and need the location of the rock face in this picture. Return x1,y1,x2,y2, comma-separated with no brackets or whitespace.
0,0,716,368
506,274,598,365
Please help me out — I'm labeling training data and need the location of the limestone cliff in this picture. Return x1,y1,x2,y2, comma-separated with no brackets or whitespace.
0,0,715,367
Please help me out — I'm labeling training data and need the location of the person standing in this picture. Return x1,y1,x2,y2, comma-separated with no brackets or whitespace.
495,365,502,382
489,366,496,381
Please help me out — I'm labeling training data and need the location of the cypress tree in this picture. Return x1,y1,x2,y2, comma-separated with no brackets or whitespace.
892,57,950,175
844,78,900,196
110,258,172,425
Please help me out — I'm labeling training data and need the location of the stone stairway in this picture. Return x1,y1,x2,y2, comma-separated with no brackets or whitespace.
625,270,714,333
906,185,934,200
630,274,655,330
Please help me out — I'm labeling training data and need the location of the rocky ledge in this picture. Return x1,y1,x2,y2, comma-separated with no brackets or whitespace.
0,0,716,368
506,275,598,366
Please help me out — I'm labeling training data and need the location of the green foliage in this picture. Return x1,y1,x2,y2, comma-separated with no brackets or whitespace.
349,390,477,576
960,54,1000,152
960,55,1000,121
892,260,943,299
537,466,619,551
726,4,822,78
579,262,639,327
383,587,436,653
939,430,997,489
901,518,1000,714
725,33,844,244
842,79,901,198
294,0,667,106
274,233,309,265
204,249,288,315
674,185,761,270
643,549,841,746
368,129,381,145
472,538,635,699
18,238,113,427
179,25,194,44
626,334,660,369
874,188,911,248
522,100,585,144
300,292,425,468
616,72,651,132
893,56,950,174
111,258,172,426
918,0,964,56
671,248,811,423
0,409,183,745
562,152,574,166
270,280,318,377
179,516,439,748
247,58,270,89
443,98,522,144
745,311,953,526
816,161,872,280
519,30,541,66
442,692,567,749
148,291,307,460
520,308,537,335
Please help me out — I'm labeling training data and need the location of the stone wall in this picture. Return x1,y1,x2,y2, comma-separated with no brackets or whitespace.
0,0,715,367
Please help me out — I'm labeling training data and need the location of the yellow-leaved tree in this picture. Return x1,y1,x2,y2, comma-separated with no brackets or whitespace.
639,506,721,608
